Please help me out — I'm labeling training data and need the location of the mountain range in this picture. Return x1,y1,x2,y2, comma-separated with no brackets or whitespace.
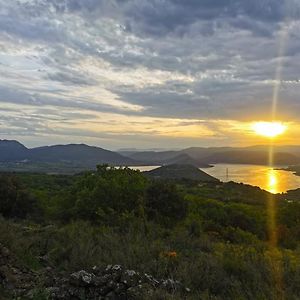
120,145,300,166
0,140,137,167
1,140,300,171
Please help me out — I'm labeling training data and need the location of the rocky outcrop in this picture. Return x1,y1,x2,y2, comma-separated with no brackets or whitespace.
0,244,190,299
46,264,190,299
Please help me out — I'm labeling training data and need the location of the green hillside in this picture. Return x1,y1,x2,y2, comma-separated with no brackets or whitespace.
144,164,219,182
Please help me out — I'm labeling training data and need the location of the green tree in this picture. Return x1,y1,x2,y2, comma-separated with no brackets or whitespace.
67,166,148,223
145,181,187,226
0,175,37,219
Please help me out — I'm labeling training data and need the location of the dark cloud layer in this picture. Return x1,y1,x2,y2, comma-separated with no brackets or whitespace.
47,0,300,36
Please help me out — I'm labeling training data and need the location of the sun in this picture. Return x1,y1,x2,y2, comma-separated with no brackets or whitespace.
252,121,287,138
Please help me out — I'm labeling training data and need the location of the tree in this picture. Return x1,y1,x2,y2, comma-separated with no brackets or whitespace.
0,175,37,219
69,166,148,223
145,181,187,226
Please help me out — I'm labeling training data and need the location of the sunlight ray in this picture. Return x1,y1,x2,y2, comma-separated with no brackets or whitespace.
267,15,291,300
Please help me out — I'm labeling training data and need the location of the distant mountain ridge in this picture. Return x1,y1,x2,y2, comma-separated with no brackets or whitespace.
0,140,29,161
119,150,210,167
163,153,210,167
0,140,138,166
1,140,300,169
207,150,300,165
122,146,300,166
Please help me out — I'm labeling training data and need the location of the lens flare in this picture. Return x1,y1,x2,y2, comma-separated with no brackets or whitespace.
266,19,290,300
252,122,287,138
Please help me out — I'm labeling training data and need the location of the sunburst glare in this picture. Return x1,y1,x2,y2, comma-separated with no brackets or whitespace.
252,121,287,138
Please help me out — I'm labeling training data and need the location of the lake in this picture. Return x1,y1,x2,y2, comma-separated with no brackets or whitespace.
131,164,300,194
201,164,300,194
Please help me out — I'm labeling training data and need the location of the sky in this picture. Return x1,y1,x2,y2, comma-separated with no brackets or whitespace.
1,0,300,149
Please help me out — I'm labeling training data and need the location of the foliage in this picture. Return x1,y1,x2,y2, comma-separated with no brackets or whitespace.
1,167,300,299
145,180,187,226
68,165,148,223
0,174,38,219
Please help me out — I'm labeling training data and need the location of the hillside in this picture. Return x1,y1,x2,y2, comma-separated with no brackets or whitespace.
207,150,300,165
126,146,300,166
121,150,179,164
144,164,219,182
2,166,300,299
163,153,210,167
120,150,210,167
28,144,137,166
0,140,139,170
281,165,300,176
0,140,28,161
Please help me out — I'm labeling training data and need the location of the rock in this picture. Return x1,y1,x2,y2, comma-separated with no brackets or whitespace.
98,285,113,296
0,244,191,300
107,265,123,282
44,265,191,299
38,255,51,267
114,282,127,294
120,270,140,287
47,287,60,297
160,278,183,292
70,270,95,286
143,273,160,287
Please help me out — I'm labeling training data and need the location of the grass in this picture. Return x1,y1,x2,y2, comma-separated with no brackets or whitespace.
2,217,298,299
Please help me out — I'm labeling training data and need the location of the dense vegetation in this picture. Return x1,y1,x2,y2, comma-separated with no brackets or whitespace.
1,166,300,299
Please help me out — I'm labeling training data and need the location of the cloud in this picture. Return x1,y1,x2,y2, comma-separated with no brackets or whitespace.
0,0,300,147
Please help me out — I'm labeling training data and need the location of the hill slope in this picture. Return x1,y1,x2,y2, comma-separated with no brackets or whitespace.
28,144,138,166
121,150,178,164
121,150,210,167
207,150,300,165
0,140,28,161
127,147,300,166
0,140,139,167
163,153,210,167
144,164,219,182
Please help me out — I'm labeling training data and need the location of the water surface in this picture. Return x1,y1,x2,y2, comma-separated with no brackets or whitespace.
202,164,300,194
131,164,300,194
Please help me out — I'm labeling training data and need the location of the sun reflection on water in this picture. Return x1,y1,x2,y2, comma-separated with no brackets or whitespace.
267,169,279,194
203,164,300,194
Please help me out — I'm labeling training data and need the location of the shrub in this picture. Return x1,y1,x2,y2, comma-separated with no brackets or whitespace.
145,181,187,227
0,175,38,219
56,166,148,223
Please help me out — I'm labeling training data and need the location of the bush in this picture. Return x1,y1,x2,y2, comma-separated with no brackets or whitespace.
0,175,38,219
145,181,187,227
56,166,148,223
